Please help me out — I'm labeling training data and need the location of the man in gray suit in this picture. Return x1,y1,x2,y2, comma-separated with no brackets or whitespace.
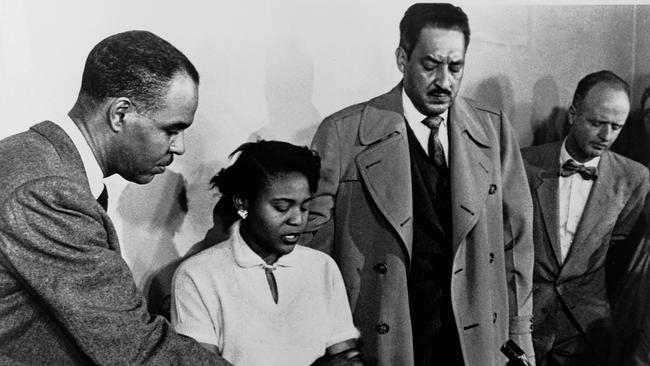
522,70,649,366
0,31,231,365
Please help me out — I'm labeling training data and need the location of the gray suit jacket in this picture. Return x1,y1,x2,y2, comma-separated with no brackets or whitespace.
0,121,231,365
522,141,649,363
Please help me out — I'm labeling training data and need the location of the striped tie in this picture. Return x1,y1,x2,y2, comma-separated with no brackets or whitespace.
422,116,446,168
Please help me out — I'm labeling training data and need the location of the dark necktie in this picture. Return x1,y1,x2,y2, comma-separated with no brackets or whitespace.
422,116,446,168
560,159,598,180
97,184,108,211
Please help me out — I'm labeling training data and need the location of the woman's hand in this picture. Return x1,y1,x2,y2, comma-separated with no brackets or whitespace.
311,348,363,366
312,338,363,366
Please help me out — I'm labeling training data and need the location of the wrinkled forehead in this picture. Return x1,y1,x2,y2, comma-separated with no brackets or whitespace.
148,74,199,123
414,27,467,57
582,84,630,113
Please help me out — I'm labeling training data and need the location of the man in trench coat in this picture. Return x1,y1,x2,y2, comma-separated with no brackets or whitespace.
308,3,534,366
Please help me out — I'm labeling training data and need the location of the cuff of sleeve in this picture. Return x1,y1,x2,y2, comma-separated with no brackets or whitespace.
174,325,217,347
326,327,361,348
509,314,534,334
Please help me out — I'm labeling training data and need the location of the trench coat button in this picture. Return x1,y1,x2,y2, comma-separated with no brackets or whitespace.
373,263,388,274
489,184,497,195
376,323,390,334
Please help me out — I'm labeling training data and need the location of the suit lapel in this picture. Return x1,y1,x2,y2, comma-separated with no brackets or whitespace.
30,121,120,252
448,99,491,253
561,153,615,271
357,85,414,259
533,144,563,266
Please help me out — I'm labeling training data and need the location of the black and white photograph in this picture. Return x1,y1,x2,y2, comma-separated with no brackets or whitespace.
1,1,649,365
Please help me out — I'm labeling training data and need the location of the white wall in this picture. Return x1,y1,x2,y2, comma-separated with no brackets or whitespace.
0,1,646,302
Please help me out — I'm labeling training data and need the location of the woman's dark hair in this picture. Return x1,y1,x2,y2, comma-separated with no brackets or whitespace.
210,140,321,214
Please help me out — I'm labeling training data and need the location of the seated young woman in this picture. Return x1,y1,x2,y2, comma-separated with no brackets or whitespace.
171,140,361,366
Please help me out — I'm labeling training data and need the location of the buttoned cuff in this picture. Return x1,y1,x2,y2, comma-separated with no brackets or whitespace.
509,314,534,334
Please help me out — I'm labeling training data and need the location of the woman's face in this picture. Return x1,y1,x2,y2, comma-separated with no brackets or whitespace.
240,171,312,264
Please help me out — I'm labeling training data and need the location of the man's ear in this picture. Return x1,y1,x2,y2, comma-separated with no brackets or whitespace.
568,104,580,126
395,47,407,74
108,97,133,132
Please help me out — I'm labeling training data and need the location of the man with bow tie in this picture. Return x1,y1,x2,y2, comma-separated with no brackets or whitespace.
307,3,535,365
521,70,650,366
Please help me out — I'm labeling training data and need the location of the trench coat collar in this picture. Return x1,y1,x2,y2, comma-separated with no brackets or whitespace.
358,84,491,148
448,98,491,149
447,98,493,252
359,84,405,145
355,84,412,260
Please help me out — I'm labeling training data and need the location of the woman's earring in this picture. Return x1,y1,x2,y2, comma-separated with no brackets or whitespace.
237,208,248,220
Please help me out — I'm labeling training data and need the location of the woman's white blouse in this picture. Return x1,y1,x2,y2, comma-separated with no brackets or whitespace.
171,223,359,366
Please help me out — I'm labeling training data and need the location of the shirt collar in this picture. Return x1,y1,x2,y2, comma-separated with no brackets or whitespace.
231,221,299,269
57,115,105,199
560,139,600,168
402,88,448,127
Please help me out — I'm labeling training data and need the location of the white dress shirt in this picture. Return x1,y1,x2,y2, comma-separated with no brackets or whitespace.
57,116,105,199
558,140,600,263
402,89,449,165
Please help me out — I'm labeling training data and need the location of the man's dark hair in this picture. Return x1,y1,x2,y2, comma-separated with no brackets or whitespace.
79,30,199,112
572,70,630,112
399,3,470,58
210,140,321,218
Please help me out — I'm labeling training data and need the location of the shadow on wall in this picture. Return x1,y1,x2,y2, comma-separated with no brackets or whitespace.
530,75,569,147
474,75,533,145
249,36,321,147
471,74,569,148
475,75,516,122
611,72,650,165
144,159,231,319
115,171,188,315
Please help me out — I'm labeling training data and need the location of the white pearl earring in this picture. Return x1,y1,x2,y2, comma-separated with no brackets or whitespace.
237,208,248,220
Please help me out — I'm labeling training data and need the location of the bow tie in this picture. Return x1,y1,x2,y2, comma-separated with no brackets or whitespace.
560,159,598,180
